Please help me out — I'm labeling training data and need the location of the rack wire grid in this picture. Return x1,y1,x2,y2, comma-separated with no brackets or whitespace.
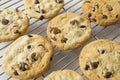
0,0,120,80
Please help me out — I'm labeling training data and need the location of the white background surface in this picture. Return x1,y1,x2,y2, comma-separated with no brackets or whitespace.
0,0,120,80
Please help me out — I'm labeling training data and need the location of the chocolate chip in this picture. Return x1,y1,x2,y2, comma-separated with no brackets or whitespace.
104,72,112,78
90,62,99,69
31,52,37,61
27,45,31,49
50,57,53,61
2,19,9,25
50,27,54,33
92,7,95,11
14,70,19,75
92,18,96,22
28,35,32,37
53,28,61,34
98,49,105,54
20,62,27,71
88,13,92,17
34,0,39,4
41,9,46,14
70,20,79,25
95,3,99,8
55,0,63,4
116,15,118,18
102,15,107,19
106,5,113,11
36,11,40,13
80,25,86,28
51,37,57,41
61,38,68,43
85,64,90,70
39,16,44,20
14,30,21,34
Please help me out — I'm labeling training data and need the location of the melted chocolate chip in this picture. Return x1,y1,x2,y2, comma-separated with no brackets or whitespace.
80,25,86,28
53,28,61,34
104,72,112,78
92,7,95,11
14,30,21,34
61,38,68,43
55,0,63,4
31,52,37,61
27,45,31,49
88,13,92,17
90,62,99,69
51,37,57,41
70,20,79,25
85,64,90,70
102,15,107,19
34,0,39,4
41,9,46,14
15,8,19,12
14,70,19,75
2,19,9,25
106,5,113,11
28,35,32,37
39,16,44,20
20,62,27,71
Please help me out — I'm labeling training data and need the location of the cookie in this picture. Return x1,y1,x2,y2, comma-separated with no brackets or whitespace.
47,12,92,50
0,8,29,42
79,39,120,80
82,0,120,26
2,34,54,80
44,69,83,80
24,0,64,19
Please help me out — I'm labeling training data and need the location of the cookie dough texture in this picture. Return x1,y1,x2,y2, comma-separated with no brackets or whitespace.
44,69,83,80
82,0,120,26
2,34,54,80
79,39,120,80
24,0,64,19
0,8,29,42
47,12,92,50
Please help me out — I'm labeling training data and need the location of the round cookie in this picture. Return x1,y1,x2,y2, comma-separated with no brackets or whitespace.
0,8,29,42
47,12,92,50
2,34,54,80
24,0,64,19
82,0,120,26
79,39,120,80
44,69,83,80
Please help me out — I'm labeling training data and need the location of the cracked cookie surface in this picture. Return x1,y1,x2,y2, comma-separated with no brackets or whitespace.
44,69,83,80
0,8,29,42
79,39,120,80
2,34,54,80
24,0,64,19
82,0,120,26
47,12,92,50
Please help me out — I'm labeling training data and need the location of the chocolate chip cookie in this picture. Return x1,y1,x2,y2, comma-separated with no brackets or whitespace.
0,8,29,42
47,12,92,50
24,0,64,19
2,34,54,80
82,0,120,26
79,39,120,80
44,69,83,80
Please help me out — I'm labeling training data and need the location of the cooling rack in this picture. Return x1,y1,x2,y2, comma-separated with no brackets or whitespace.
0,0,120,80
